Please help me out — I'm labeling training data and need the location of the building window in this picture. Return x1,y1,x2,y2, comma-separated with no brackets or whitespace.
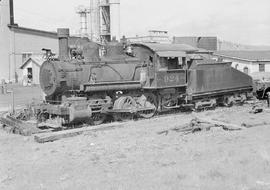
22,53,32,63
259,64,265,72
243,67,249,74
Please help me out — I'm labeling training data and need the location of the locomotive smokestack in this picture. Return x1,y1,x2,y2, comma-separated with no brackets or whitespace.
57,28,70,61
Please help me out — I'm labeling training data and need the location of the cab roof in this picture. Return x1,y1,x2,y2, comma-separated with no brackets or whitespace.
131,43,199,57
132,43,199,53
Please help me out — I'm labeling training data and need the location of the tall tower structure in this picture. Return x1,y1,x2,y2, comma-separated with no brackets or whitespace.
90,0,100,41
99,0,111,42
89,0,120,43
76,6,90,37
109,0,120,41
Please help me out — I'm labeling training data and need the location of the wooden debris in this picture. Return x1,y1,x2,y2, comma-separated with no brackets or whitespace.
157,123,190,135
158,116,244,135
34,122,124,143
241,121,270,128
264,108,270,113
249,105,263,114
0,115,41,136
194,117,245,131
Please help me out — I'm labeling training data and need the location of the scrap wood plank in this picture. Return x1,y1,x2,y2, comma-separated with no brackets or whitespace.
157,116,244,135
195,117,245,130
157,122,191,135
241,121,270,128
34,122,124,143
0,115,41,136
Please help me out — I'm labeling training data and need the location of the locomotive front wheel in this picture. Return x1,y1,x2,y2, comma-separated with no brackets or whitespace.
91,113,107,125
138,93,157,119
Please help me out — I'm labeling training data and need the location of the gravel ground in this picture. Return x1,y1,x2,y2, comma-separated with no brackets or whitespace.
1,102,270,190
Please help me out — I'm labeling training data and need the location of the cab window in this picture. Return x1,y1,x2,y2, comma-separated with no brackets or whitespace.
158,57,185,70
158,57,168,70
167,57,179,70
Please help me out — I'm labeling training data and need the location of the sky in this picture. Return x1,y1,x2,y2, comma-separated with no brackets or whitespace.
14,0,270,46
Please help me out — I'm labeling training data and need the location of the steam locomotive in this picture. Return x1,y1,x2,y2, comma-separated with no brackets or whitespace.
37,28,253,125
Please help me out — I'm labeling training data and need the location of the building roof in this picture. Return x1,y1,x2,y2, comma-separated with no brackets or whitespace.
214,51,270,62
20,55,45,69
173,36,218,51
156,51,186,57
132,43,198,53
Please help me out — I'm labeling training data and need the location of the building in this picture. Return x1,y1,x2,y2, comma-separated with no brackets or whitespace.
0,0,91,83
173,36,218,51
173,36,270,51
127,30,171,44
0,0,58,83
1,0,121,83
213,51,270,77
218,40,270,51
20,55,45,86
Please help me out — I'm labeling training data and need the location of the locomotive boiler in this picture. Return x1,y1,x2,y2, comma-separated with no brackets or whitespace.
37,28,253,125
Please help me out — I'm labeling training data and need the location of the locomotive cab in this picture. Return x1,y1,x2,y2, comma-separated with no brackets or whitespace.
153,53,187,89
157,56,186,70
131,43,197,89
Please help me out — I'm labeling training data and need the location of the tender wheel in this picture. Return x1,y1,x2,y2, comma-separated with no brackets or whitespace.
240,94,247,105
210,99,217,110
194,102,202,112
224,96,234,107
138,93,157,119
113,96,136,121
211,103,217,110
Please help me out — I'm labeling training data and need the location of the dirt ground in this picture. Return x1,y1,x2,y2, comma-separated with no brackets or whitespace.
1,100,270,190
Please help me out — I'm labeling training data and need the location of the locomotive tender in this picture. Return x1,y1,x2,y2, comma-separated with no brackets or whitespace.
38,28,253,125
